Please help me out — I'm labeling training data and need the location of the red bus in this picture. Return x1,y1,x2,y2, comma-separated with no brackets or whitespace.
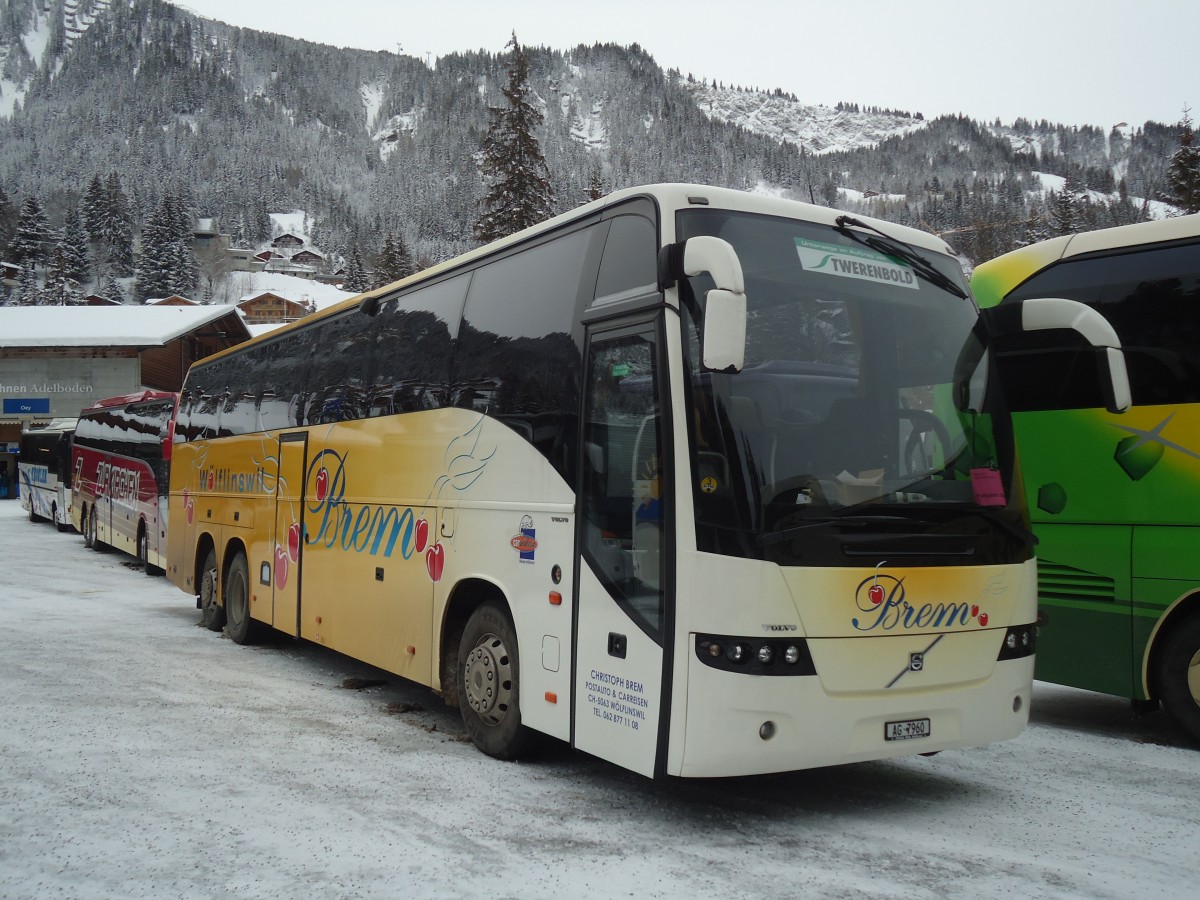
71,390,179,574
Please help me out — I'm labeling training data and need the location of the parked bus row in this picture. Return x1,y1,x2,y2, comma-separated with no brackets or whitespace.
20,391,178,576
16,186,1200,777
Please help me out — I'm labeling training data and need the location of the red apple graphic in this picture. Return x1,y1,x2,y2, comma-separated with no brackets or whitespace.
274,543,289,589
315,466,329,502
287,522,301,562
971,605,980,617
978,612,989,627
425,541,445,582
414,516,429,554
868,583,885,605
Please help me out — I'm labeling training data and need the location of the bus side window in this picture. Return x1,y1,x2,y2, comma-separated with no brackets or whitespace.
456,227,596,481
593,214,658,305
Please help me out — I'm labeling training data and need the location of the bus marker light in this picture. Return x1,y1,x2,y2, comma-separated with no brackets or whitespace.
757,645,774,665
315,616,322,624
545,691,558,704
549,591,562,606
406,645,416,655
784,646,801,665
707,642,722,658
727,643,749,663
759,721,776,740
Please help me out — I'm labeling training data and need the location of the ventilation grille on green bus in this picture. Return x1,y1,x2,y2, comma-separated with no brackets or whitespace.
1037,560,1116,602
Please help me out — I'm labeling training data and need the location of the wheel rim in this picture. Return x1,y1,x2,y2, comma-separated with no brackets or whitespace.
1188,648,1200,706
464,632,514,726
138,533,147,565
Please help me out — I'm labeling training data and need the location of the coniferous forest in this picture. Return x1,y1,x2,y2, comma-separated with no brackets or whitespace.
0,0,1196,305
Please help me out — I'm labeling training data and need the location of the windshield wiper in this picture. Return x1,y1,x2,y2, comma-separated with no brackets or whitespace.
760,514,919,547
834,215,968,300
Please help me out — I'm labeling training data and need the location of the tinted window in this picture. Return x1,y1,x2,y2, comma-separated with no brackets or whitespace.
1004,240,1200,408
368,273,469,416
455,228,594,479
594,215,658,302
177,274,468,439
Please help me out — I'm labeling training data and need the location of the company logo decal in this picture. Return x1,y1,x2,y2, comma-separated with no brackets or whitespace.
275,416,494,589
853,563,991,632
511,515,537,561
795,237,919,290
1112,413,1200,481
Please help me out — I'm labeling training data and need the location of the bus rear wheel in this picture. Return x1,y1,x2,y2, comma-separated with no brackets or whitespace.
458,602,536,760
199,548,225,632
1157,615,1200,743
223,551,260,645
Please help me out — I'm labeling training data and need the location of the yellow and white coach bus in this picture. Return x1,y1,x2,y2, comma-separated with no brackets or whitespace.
166,184,1129,778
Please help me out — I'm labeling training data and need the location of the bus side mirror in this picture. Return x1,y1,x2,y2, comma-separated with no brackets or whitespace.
659,236,747,373
980,297,1132,414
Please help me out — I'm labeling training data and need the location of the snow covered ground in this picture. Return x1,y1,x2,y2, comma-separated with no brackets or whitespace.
1,498,1197,899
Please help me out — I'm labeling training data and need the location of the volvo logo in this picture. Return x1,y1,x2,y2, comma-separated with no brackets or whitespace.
886,634,945,688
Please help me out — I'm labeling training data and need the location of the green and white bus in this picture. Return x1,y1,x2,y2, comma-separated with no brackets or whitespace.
972,213,1200,741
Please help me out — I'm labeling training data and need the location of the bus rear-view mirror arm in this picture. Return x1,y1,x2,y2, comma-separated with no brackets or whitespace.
658,236,747,373
980,296,1132,415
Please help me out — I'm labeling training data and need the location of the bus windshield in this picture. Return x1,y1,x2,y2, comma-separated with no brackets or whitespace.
676,209,1025,566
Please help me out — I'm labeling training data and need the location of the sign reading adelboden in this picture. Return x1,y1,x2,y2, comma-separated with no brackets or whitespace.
794,237,919,290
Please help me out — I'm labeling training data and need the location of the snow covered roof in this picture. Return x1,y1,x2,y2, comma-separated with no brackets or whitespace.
0,305,251,349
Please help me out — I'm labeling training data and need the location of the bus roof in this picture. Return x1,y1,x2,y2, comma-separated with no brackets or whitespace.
190,183,961,367
84,390,178,411
20,417,77,435
972,213,1200,307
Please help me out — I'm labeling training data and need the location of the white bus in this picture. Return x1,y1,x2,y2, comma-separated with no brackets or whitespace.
19,418,77,531
166,184,1128,778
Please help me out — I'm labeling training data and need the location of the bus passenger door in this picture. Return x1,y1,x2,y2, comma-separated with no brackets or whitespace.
573,322,670,778
272,433,308,637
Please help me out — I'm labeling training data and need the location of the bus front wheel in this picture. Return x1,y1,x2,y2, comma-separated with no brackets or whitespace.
1157,615,1200,743
223,551,260,645
138,528,162,576
458,602,536,759
199,549,225,632
87,508,106,552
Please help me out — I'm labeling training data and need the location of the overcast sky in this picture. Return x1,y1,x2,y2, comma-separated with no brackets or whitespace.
172,1,1194,129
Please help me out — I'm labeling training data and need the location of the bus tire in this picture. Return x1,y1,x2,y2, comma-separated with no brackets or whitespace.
87,507,106,552
223,551,260,645
138,529,162,576
1157,615,1200,742
54,504,71,533
199,548,225,632
458,602,536,760
82,508,94,548
28,500,38,523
